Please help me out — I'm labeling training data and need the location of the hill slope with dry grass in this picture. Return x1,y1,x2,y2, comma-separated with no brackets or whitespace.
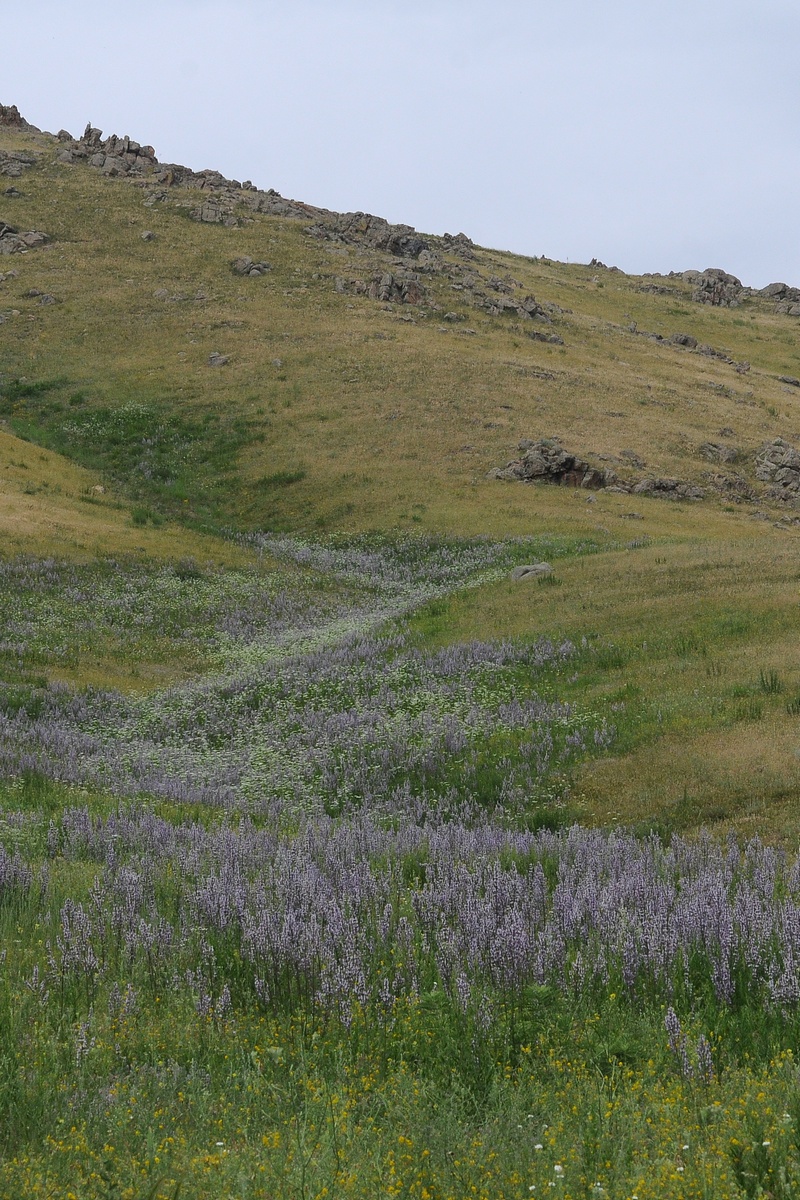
1,103,800,843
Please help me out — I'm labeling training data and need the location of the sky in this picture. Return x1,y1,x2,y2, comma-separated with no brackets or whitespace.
5,0,800,287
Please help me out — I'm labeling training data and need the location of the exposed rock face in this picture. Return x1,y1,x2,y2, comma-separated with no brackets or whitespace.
489,439,706,500
754,439,800,496
691,268,744,307
304,210,430,257
66,124,158,176
488,438,617,489
368,270,425,305
760,282,800,303
480,292,550,320
335,269,426,305
0,104,35,130
441,232,476,260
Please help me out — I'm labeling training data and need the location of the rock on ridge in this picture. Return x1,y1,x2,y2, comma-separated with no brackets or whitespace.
690,268,745,308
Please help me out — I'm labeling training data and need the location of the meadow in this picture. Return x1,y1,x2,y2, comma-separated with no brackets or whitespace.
2,115,800,1198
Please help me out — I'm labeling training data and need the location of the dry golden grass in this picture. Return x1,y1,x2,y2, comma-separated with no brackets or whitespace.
2,122,800,537
3,122,800,837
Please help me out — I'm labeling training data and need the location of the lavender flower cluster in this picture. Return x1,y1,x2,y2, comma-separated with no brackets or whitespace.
0,535,617,813
21,813,800,1020
0,630,595,813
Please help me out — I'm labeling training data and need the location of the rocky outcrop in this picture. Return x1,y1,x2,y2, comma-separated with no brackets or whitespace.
334,268,426,305
479,292,550,320
489,438,706,500
441,232,476,260
760,282,800,302
0,104,36,130
488,439,618,489
305,210,429,256
56,124,159,177
754,439,800,497
368,270,425,305
691,268,744,307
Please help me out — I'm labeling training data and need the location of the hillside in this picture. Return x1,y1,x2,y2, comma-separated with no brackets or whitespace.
2,102,800,838
5,102,800,1200
2,103,800,540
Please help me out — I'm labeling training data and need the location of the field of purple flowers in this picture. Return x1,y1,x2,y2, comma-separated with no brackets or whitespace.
2,535,800,1197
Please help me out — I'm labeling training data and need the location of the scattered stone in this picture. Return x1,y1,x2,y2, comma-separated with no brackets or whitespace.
526,329,564,345
696,343,733,363
140,230,155,242
669,332,698,349
232,256,270,276
153,288,169,299
510,563,553,581
719,427,735,437
698,442,738,464
734,362,751,375
0,224,49,255
208,352,229,367
38,294,56,305
778,375,800,388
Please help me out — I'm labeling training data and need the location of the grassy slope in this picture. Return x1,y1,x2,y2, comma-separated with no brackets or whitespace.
1,120,800,839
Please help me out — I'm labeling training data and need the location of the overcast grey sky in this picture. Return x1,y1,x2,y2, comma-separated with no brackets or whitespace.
6,0,799,286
